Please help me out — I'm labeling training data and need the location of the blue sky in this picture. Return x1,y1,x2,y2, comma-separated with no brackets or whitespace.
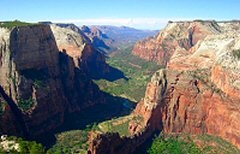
0,0,239,29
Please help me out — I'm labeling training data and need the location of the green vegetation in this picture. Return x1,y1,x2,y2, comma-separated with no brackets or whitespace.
47,127,94,154
17,97,36,112
98,116,132,136
232,49,240,59
0,136,45,154
196,134,240,154
94,45,161,102
193,19,206,23
188,68,210,82
148,133,240,154
148,136,201,154
19,140,44,154
33,80,46,88
49,44,160,152
0,101,7,116
188,69,224,95
47,95,134,153
97,115,144,137
0,20,37,28
8,74,17,87
0,94,8,117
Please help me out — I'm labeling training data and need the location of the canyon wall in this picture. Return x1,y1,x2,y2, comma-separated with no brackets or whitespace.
132,21,221,65
89,21,240,153
0,24,107,138
0,25,66,137
132,21,240,148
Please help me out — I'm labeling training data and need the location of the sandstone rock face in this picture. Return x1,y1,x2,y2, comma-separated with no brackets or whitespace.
51,24,111,79
0,25,66,137
0,24,105,138
88,133,132,154
130,21,240,148
128,67,240,149
129,69,167,134
0,92,21,136
162,70,240,146
88,21,240,153
88,130,154,154
132,21,221,65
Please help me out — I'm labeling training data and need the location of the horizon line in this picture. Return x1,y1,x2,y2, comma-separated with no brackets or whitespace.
2,18,239,30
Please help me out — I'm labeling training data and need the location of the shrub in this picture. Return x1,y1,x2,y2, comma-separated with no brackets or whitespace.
0,20,37,28
232,49,240,59
33,80,45,88
0,98,8,116
193,19,205,23
47,130,90,153
0,136,45,154
17,97,36,111
148,136,201,154
19,140,44,154
29,142,45,154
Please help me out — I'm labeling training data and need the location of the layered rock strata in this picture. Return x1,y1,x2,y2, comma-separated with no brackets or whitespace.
0,24,106,138
89,21,240,153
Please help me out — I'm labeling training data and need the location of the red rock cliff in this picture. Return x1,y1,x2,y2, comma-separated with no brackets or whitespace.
88,21,240,153
131,21,240,148
0,25,67,137
0,24,106,138
132,21,221,65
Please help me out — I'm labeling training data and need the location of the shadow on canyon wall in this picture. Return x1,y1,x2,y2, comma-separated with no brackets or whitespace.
0,28,132,149
132,130,161,154
34,52,134,148
0,85,28,137
35,92,136,148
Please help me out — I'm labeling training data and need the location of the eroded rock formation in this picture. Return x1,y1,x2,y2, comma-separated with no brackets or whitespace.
132,21,221,65
132,20,240,148
0,24,106,138
81,25,112,53
89,21,240,153
0,25,67,137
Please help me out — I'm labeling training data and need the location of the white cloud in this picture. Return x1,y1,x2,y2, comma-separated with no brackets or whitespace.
49,18,177,30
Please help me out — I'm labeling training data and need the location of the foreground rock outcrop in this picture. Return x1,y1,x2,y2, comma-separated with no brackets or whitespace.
89,20,240,153
0,23,107,138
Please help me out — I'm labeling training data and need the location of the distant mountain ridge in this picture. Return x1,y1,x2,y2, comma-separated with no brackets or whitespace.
85,25,158,53
90,25,158,42
81,25,113,54
40,22,158,53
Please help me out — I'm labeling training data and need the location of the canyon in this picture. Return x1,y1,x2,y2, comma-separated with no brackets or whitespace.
88,20,240,153
85,25,158,53
0,20,240,154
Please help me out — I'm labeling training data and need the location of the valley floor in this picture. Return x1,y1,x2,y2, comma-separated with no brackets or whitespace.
94,44,160,102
